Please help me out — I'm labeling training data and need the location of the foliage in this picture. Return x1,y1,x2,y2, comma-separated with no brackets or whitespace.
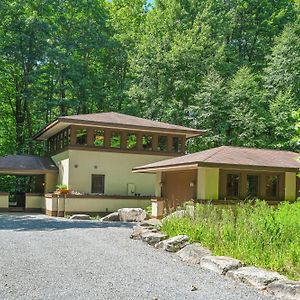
162,201,300,280
0,0,299,157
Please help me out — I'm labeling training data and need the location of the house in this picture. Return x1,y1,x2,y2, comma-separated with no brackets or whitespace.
133,146,300,217
0,112,204,216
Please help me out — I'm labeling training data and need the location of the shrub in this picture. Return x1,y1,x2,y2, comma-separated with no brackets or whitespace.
161,200,300,280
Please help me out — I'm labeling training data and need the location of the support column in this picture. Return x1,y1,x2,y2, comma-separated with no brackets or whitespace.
197,167,219,200
285,172,296,201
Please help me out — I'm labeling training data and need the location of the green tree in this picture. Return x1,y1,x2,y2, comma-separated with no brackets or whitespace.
227,67,268,147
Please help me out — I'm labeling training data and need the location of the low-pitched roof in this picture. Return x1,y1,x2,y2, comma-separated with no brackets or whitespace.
133,146,300,172
0,155,58,175
33,112,205,140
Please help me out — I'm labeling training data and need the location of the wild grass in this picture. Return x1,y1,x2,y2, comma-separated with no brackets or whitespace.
161,200,300,280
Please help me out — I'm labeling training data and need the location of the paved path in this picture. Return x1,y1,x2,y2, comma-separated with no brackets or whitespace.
0,213,275,300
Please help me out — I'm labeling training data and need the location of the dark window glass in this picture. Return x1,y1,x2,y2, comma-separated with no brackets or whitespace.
158,136,168,151
127,133,137,149
142,135,153,150
226,174,239,197
246,175,259,198
110,132,121,148
94,130,104,147
266,176,278,198
172,137,183,152
91,174,105,194
76,129,87,145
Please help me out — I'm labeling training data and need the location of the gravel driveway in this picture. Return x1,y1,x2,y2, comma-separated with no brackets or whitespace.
0,213,276,300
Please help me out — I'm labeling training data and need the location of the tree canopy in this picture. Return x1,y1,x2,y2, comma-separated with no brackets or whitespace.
0,0,299,156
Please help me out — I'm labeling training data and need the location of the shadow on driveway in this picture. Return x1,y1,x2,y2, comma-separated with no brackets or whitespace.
0,213,134,232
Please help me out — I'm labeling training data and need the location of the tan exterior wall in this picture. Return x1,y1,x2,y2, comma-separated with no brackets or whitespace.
285,172,296,201
45,173,58,193
0,194,9,208
52,151,69,187
65,150,171,195
64,196,150,213
197,167,219,200
25,195,43,209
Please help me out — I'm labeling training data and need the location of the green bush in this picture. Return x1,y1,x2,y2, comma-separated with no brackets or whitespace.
161,200,300,280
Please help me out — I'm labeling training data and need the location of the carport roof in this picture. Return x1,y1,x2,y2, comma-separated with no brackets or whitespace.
133,146,300,173
0,155,58,175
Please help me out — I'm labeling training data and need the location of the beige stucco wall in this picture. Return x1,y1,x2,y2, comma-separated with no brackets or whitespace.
45,173,58,193
25,195,43,209
45,196,58,212
285,172,296,201
62,150,171,196
52,151,69,188
197,167,219,200
0,194,9,208
64,197,151,213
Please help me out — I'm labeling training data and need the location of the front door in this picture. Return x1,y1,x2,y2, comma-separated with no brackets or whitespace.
162,169,197,210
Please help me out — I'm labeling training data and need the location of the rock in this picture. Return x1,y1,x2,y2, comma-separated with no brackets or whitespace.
141,231,168,245
266,279,300,300
226,266,286,290
162,210,186,222
100,212,119,222
177,243,212,264
191,285,198,291
155,235,189,252
200,256,243,275
70,214,91,220
130,226,151,240
118,208,146,222
140,218,162,228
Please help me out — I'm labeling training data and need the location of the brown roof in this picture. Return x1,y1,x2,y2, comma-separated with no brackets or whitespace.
0,155,58,175
133,146,300,172
33,112,205,140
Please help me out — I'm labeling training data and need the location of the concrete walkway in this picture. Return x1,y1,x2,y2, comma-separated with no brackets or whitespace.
0,213,275,300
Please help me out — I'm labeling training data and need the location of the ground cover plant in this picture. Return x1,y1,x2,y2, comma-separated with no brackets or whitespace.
162,200,300,280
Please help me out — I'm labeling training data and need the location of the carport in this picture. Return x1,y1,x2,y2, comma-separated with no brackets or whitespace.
0,155,58,211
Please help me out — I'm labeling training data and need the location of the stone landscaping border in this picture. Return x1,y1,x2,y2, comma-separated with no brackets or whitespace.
131,220,300,300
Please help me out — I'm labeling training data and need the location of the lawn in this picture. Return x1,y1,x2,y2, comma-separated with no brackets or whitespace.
161,200,300,280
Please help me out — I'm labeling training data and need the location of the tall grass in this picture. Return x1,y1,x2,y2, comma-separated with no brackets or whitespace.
161,201,300,280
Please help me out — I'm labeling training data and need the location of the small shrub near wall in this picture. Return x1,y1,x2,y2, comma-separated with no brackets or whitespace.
161,200,300,280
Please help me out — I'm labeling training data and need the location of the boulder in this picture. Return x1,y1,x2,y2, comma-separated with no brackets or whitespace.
140,218,162,228
177,243,212,264
130,226,151,240
266,279,300,300
200,256,243,275
70,214,91,220
141,231,168,245
118,208,146,222
100,212,119,222
226,266,286,290
162,210,186,222
155,235,189,252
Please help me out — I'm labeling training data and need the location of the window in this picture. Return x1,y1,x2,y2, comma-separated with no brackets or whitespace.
142,135,153,151
246,175,259,198
91,175,105,194
226,174,239,198
266,176,278,198
158,136,168,151
127,133,137,149
110,132,121,148
172,137,183,152
94,130,104,147
76,128,87,145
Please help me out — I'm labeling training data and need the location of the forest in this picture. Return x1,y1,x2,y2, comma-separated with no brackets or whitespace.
0,0,300,156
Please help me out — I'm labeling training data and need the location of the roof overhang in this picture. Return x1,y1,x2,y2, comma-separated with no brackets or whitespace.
33,118,205,141
133,161,299,174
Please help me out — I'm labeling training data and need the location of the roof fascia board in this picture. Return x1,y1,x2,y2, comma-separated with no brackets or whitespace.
197,162,299,172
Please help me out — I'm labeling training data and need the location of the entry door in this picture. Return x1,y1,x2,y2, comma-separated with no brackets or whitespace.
162,170,197,210
91,175,105,194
